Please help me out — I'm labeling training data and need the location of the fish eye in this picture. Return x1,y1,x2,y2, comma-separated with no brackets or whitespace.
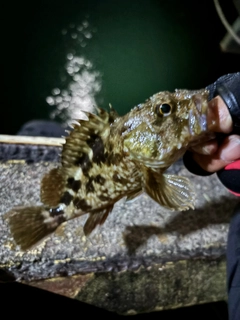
156,103,172,116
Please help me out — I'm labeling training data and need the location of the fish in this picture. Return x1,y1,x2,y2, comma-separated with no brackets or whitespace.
4,88,213,250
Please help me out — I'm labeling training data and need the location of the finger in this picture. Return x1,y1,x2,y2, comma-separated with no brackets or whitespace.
191,139,218,155
193,135,240,172
207,96,233,133
220,135,240,162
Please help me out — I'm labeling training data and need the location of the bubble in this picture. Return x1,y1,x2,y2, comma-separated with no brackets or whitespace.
57,101,69,110
48,54,102,123
67,67,74,75
84,31,92,39
63,95,71,102
56,96,63,103
67,53,73,60
82,20,89,28
46,97,55,105
73,74,81,81
77,25,83,32
61,90,68,97
77,35,84,42
71,33,78,39
61,29,67,35
60,75,67,82
85,60,92,68
52,88,60,95
73,66,80,73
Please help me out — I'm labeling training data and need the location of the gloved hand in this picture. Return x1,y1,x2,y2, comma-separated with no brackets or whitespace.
217,160,240,196
183,72,240,196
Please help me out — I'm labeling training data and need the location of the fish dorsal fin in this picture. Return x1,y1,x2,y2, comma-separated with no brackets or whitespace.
83,205,114,235
109,103,119,123
41,168,65,207
61,108,111,168
142,167,195,211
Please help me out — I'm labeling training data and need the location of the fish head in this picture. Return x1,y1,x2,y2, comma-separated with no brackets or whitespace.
123,89,213,168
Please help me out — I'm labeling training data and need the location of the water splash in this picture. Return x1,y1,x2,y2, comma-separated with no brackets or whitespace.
46,17,101,125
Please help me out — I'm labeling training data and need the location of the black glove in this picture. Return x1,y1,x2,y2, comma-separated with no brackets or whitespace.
183,72,240,195
207,72,240,135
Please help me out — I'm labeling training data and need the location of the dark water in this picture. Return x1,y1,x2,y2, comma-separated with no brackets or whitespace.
2,0,240,134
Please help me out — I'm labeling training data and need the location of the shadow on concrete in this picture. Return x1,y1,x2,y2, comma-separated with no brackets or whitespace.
123,196,239,254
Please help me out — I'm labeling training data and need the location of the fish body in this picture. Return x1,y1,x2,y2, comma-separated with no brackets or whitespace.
5,89,213,250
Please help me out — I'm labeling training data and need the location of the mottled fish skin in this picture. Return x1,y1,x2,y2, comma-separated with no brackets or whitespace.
5,89,214,250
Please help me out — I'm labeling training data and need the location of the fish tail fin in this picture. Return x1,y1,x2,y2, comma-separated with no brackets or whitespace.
4,206,60,250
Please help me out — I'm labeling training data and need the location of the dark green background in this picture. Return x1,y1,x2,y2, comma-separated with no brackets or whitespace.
2,0,240,134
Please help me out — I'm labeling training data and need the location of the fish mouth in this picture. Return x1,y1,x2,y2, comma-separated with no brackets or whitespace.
188,93,208,136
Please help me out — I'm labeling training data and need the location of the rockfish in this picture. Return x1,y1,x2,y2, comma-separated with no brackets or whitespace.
5,89,212,250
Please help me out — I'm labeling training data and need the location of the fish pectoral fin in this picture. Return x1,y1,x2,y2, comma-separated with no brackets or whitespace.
83,205,114,236
142,168,195,211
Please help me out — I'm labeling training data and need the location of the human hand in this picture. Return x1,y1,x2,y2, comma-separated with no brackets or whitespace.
190,96,240,173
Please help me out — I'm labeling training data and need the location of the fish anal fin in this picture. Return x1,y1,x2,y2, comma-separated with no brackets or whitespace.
41,168,65,206
4,206,61,250
142,167,195,211
126,189,143,202
83,205,113,236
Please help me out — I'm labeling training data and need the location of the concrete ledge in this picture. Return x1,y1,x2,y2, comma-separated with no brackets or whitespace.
0,136,237,314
